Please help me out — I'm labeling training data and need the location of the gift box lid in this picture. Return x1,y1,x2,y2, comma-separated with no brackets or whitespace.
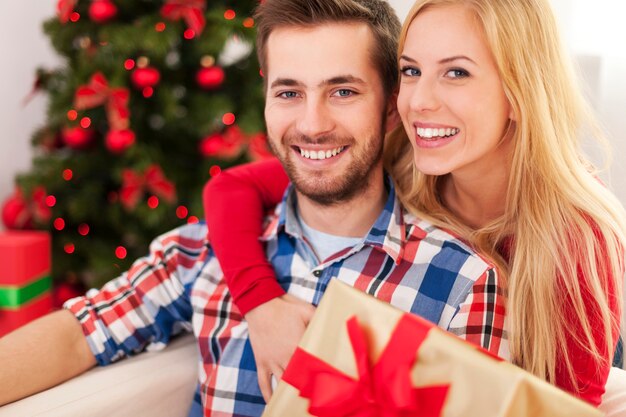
0,231,51,286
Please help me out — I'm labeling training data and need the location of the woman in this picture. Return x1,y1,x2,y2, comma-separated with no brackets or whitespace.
204,0,625,405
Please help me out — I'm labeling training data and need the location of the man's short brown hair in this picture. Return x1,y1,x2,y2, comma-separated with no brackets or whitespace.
254,0,401,97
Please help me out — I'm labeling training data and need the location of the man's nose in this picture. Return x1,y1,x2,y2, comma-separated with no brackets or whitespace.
296,98,334,139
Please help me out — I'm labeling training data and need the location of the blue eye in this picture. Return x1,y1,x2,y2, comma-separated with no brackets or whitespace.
334,89,354,97
400,66,420,77
278,91,299,99
446,68,469,78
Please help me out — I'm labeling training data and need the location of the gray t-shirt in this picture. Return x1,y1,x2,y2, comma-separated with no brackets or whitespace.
297,213,363,262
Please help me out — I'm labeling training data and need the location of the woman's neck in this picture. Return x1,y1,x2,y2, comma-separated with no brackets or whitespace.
441,168,509,230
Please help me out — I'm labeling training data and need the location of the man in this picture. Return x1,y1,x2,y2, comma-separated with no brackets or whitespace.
0,0,506,416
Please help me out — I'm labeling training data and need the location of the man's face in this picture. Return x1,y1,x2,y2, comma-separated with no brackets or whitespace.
264,23,391,205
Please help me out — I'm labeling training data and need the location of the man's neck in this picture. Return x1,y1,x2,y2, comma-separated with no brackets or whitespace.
295,171,388,238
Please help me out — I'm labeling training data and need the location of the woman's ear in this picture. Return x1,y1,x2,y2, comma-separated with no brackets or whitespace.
385,91,401,133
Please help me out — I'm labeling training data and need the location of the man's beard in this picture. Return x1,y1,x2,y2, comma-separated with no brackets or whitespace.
269,127,385,206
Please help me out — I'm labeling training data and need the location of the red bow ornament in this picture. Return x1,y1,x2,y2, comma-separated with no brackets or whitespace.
282,315,450,417
119,165,177,210
74,72,131,131
57,0,78,23
161,0,206,35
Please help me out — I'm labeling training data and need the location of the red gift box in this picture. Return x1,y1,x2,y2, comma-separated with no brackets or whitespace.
0,231,52,336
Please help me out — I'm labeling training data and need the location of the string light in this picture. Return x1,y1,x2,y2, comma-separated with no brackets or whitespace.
63,169,73,181
54,218,66,231
243,18,254,28
142,87,154,98
224,10,236,20
64,243,75,254
115,246,127,259
155,22,166,32
45,195,57,207
187,216,199,224
70,12,80,22
222,113,236,125
124,59,135,70
209,165,221,177
80,117,91,128
176,205,189,219
184,29,195,39
147,196,159,209
78,223,90,236
67,110,78,121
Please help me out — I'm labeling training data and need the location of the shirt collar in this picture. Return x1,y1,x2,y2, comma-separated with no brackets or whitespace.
261,175,406,264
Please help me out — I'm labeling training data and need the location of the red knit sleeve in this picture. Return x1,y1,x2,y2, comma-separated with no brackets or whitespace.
555,225,623,406
203,158,290,315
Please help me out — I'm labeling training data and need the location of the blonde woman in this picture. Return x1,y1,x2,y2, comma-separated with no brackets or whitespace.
203,0,625,405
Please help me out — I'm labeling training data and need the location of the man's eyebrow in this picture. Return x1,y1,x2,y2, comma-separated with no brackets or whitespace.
319,75,366,87
399,55,476,65
270,78,303,89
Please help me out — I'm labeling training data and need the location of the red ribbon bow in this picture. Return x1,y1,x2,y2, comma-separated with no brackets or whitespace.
282,315,450,417
74,72,131,131
57,0,78,23
119,165,177,210
161,0,206,35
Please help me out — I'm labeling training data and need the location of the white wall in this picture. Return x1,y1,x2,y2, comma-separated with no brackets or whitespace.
0,2,59,230
1,1,625,228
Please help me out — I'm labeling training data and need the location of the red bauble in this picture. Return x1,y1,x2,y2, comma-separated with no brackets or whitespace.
61,126,94,149
105,129,136,153
89,0,118,23
196,66,225,89
199,126,245,159
53,282,84,309
1,192,33,229
131,67,161,89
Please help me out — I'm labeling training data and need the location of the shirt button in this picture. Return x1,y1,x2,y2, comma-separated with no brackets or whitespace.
313,270,322,277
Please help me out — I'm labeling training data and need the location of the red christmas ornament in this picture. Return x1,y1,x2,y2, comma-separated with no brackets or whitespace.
105,129,136,154
199,126,245,159
248,132,275,161
89,0,118,23
130,67,161,90
61,126,95,149
196,66,225,89
53,282,84,309
1,192,33,229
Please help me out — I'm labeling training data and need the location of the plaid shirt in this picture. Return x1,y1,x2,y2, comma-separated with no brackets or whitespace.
65,181,508,417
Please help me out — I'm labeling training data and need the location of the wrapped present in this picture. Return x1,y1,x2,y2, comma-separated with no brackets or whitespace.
263,280,601,417
0,231,52,336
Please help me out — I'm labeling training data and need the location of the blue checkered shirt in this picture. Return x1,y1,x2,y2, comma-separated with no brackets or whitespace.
65,180,508,416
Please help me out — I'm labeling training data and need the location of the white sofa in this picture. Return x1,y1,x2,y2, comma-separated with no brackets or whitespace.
0,334,198,417
1,333,625,417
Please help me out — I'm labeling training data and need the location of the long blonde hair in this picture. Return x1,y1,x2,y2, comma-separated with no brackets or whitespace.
385,0,625,388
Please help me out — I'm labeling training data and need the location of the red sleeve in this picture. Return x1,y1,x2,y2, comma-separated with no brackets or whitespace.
203,158,290,315
555,227,622,406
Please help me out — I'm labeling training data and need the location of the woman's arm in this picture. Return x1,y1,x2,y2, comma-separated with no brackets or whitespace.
556,229,623,406
203,158,289,315
203,158,315,402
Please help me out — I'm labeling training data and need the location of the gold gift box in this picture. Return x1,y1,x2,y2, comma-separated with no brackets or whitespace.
263,280,601,417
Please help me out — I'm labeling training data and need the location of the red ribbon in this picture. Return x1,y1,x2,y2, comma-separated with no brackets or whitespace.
119,165,177,210
74,72,131,131
57,0,78,23
161,0,206,35
282,315,450,417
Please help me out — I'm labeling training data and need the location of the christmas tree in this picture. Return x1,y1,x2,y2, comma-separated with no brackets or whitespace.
2,0,269,295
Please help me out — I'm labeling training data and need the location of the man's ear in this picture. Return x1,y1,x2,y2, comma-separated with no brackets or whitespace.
385,91,401,133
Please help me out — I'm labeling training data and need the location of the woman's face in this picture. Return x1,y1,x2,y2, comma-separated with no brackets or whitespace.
396,4,514,180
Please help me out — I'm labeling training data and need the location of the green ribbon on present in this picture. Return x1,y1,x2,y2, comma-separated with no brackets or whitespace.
0,274,51,309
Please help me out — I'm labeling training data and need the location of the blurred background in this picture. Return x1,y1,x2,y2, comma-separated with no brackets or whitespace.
0,1,624,299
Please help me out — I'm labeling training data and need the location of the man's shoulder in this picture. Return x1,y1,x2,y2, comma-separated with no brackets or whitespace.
152,221,209,250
